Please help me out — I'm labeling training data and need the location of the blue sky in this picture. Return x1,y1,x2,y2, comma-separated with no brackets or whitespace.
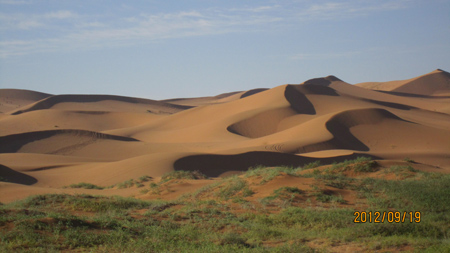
1,0,449,99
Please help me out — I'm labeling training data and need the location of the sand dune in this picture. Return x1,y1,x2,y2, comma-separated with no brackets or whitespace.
0,89,52,113
0,109,164,136
356,69,450,96
162,88,269,107
1,69,449,203
10,94,192,115
0,129,138,154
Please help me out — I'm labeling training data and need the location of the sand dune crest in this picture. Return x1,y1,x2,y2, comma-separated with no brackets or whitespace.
0,70,449,203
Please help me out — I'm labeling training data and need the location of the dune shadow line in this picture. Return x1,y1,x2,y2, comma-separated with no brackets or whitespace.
0,164,37,185
284,85,316,115
0,129,139,153
173,151,380,177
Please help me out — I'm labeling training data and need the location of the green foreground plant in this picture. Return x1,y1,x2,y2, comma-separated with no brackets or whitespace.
2,158,449,252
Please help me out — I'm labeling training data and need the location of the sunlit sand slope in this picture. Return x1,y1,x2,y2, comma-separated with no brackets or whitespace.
1,70,449,203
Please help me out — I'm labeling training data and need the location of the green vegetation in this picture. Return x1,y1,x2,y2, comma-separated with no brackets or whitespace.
116,179,137,189
0,194,320,252
322,174,354,189
244,161,321,185
328,156,378,173
314,190,346,204
216,176,254,199
138,175,152,182
2,159,449,251
261,187,304,208
403,157,415,163
13,194,151,212
265,187,304,201
245,165,297,184
140,171,209,196
302,161,321,170
63,175,153,190
63,182,104,190
384,165,418,177
115,175,154,189
161,170,207,183
352,172,450,249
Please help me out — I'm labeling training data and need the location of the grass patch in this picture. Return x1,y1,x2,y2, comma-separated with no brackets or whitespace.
138,175,152,182
329,156,378,173
116,179,136,189
216,176,254,199
160,170,207,183
141,171,208,196
385,165,418,176
244,166,294,184
1,185,449,252
261,187,304,208
64,175,153,190
115,175,153,189
353,173,450,243
301,161,321,170
244,165,315,184
63,182,104,190
312,173,355,189
2,159,450,252
219,232,252,248
358,173,450,212
403,157,415,163
14,194,151,212
265,186,304,201
314,190,346,204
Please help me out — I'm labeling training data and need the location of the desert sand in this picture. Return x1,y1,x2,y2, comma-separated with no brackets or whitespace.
1,69,450,203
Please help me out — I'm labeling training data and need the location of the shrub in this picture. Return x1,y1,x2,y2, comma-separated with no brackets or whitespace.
271,186,303,198
138,175,152,182
161,170,207,183
301,161,321,170
403,157,415,163
318,174,354,189
64,183,104,190
116,179,135,189
261,187,304,208
330,157,378,173
314,190,346,204
216,176,253,199
219,233,251,248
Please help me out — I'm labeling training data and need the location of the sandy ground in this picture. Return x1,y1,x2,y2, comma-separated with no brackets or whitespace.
1,69,449,203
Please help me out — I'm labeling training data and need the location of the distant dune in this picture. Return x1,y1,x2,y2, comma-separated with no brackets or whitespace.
9,94,192,115
356,69,450,96
1,69,450,202
0,89,52,113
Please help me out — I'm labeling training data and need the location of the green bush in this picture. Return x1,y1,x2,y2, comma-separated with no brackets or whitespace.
161,170,207,183
64,182,104,190
216,176,253,199
329,157,378,173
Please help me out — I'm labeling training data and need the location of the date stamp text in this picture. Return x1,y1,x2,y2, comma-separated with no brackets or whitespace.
353,211,421,223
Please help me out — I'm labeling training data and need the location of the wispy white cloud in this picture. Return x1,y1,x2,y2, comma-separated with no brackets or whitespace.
0,7,283,57
0,1,414,58
297,0,410,19
15,20,42,29
0,10,78,30
43,10,78,19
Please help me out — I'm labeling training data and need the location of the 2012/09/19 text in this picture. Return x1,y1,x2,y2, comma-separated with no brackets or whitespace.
353,211,421,223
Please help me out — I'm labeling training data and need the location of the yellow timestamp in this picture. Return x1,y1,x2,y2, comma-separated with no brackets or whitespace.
353,211,421,223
